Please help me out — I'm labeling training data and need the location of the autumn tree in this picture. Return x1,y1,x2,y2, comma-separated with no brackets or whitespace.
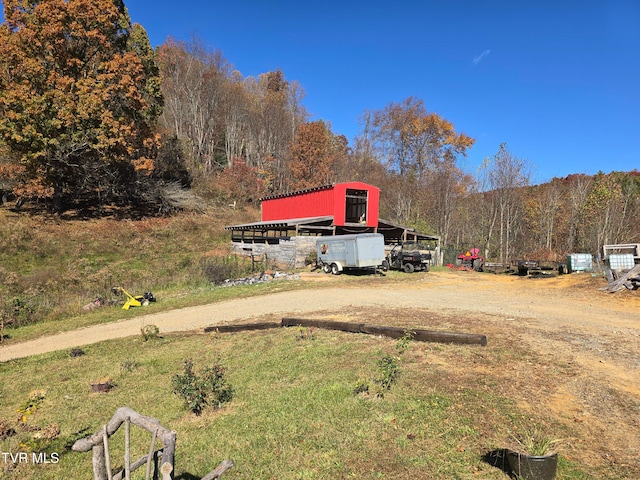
362,97,474,230
288,120,346,191
578,172,640,252
370,97,474,181
0,0,163,211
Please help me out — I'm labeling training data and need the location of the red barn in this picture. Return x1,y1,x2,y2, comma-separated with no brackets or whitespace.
225,182,439,268
261,182,379,227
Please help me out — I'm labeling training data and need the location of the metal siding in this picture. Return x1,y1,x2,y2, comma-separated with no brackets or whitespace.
366,187,379,227
317,233,385,268
333,184,346,225
260,182,380,226
262,188,334,221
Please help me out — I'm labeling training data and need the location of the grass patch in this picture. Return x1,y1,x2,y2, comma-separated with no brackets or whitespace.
0,328,597,479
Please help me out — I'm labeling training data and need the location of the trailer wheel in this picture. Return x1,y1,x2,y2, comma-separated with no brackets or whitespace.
322,263,331,274
403,263,415,273
331,263,340,275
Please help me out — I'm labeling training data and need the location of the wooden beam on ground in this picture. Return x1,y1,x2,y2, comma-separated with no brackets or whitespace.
204,322,280,334
281,318,364,333
281,317,487,346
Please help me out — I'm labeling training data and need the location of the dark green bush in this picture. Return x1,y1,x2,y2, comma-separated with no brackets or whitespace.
172,357,233,415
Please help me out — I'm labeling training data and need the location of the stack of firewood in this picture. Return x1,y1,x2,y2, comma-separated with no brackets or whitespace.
600,264,640,293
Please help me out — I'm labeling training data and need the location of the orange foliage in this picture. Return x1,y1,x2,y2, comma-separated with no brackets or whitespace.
0,0,163,204
214,160,265,202
289,121,345,191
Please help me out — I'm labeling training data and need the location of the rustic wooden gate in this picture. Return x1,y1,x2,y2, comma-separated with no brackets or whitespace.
72,406,232,480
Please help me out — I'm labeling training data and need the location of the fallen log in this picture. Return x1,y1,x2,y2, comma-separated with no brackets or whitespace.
281,317,487,346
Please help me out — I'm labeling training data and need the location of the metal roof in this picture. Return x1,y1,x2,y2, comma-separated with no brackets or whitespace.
225,215,439,243
224,215,334,231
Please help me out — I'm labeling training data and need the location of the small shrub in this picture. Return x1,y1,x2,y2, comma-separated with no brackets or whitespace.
295,326,316,341
353,379,370,396
16,390,47,423
172,357,233,415
2,297,36,328
201,256,251,284
305,250,317,266
396,330,414,356
141,324,160,341
200,363,234,408
509,426,563,455
120,358,139,373
0,419,16,440
376,354,400,395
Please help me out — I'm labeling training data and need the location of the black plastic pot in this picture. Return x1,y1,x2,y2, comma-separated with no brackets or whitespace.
506,451,557,480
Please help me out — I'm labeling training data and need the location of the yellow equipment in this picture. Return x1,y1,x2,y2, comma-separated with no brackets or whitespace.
111,287,156,310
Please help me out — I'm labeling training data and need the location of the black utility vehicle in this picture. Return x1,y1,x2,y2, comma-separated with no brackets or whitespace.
384,242,432,273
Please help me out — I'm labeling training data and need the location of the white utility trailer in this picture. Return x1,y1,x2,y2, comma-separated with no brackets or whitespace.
316,233,386,275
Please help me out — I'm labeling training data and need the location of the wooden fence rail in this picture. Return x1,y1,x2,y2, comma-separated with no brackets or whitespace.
72,407,232,480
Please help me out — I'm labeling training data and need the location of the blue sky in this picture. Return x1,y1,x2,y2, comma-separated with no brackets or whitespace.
3,1,640,183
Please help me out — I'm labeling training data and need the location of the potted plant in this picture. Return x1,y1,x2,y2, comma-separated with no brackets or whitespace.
506,428,561,480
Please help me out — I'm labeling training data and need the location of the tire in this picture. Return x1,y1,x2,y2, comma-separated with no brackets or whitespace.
381,259,389,271
424,264,430,272
331,263,340,275
322,263,331,274
403,263,415,273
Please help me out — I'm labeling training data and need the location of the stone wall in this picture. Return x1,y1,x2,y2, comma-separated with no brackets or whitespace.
231,236,319,270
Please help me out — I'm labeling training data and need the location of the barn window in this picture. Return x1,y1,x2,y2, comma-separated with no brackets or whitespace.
345,189,368,224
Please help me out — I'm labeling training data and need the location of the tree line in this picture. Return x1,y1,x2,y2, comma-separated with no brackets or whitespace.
0,0,638,260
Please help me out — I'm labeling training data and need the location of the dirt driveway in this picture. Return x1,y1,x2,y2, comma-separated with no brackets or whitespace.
2,269,639,475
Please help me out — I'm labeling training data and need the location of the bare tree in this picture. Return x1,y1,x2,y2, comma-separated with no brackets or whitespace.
242,69,307,192
484,143,531,262
157,37,230,174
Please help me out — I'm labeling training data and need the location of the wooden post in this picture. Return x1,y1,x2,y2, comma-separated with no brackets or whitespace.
92,444,108,480
124,417,131,480
160,431,176,480
145,429,158,480
103,426,113,480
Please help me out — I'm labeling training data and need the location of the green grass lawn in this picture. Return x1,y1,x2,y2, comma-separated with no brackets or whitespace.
0,326,594,479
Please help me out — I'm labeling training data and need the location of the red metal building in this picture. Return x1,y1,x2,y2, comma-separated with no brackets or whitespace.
225,181,440,268
226,181,438,245
260,182,379,227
